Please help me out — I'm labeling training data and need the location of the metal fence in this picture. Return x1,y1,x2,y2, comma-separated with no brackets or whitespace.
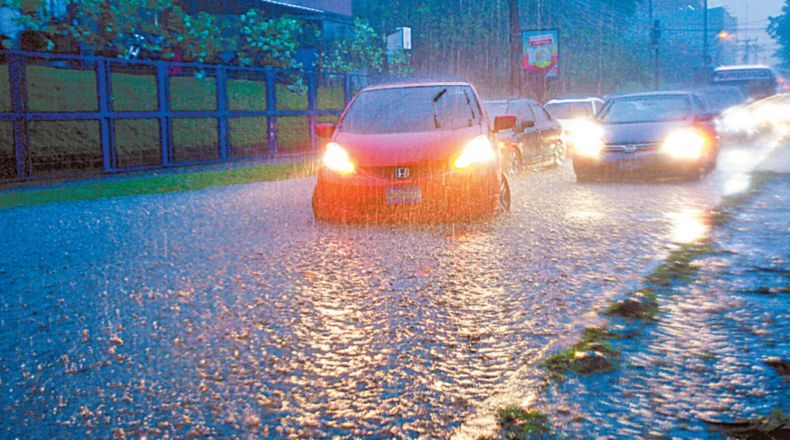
0,50,372,182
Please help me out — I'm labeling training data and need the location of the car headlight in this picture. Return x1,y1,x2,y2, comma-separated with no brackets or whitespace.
322,142,355,174
570,120,605,158
453,135,496,169
662,129,707,161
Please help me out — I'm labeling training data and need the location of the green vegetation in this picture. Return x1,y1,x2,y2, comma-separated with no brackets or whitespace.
769,1,790,70
645,241,715,287
604,290,660,320
0,162,315,209
486,406,551,439
543,325,620,377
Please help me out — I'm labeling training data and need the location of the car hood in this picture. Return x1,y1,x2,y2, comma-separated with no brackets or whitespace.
333,127,484,167
603,120,693,144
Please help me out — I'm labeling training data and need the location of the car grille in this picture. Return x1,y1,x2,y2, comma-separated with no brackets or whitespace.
604,142,660,153
360,162,448,180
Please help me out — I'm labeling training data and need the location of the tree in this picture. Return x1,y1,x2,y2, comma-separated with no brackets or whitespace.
769,0,790,70
321,18,384,73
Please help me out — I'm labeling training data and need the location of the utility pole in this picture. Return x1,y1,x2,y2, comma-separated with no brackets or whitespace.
651,18,661,90
508,0,521,96
703,0,709,71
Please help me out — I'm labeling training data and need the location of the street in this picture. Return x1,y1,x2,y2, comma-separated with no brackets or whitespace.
1,133,785,438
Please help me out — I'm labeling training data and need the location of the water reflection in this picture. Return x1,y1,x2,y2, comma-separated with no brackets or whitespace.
724,173,751,196
667,209,710,244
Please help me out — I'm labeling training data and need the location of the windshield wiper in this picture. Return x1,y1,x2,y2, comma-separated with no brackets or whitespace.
432,88,448,129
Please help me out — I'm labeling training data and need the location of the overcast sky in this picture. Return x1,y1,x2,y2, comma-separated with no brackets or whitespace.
709,0,785,64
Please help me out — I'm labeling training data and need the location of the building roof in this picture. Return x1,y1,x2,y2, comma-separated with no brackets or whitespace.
259,0,351,17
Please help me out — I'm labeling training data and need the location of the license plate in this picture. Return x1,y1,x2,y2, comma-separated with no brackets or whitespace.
386,186,422,205
620,159,643,170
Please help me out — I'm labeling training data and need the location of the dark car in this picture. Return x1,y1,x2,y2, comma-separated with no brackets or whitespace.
312,81,515,223
713,65,778,101
571,92,719,181
484,99,565,175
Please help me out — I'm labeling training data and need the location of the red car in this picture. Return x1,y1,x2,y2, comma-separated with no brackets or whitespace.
312,81,516,222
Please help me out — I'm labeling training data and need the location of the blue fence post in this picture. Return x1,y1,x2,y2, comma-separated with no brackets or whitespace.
266,69,277,156
8,52,28,179
343,74,353,106
156,62,172,166
96,58,115,172
215,66,230,160
307,71,318,153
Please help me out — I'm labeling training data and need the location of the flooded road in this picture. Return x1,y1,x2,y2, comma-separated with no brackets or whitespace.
0,136,785,438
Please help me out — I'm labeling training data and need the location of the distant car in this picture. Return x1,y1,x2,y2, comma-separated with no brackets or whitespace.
484,99,565,175
544,97,604,125
571,92,719,181
545,97,605,155
312,81,515,222
713,65,778,101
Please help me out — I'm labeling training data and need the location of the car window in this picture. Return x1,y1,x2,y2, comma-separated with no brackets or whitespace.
530,104,548,123
544,102,594,119
513,101,536,122
484,102,510,124
599,95,691,124
340,85,483,134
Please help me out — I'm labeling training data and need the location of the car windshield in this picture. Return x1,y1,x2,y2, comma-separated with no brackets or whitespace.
599,95,691,124
339,85,482,134
545,102,593,119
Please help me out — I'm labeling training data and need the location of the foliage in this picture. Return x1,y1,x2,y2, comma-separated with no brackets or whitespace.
233,9,303,69
769,1,790,70
8,0,224,62
388,49,413,77
354,0,647,98
491,406,551,439
321,18,384,73
5,1,306,69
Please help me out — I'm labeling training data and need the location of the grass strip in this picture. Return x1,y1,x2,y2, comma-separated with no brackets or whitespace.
479,406,552,439
0,162,315,209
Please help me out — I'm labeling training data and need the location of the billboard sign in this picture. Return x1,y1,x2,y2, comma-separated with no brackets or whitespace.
522,30,559,78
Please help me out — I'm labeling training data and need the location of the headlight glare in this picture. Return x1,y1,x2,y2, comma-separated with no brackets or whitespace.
571,120,605,158
662,129,707,160
454,135,496,169
322,142,355,174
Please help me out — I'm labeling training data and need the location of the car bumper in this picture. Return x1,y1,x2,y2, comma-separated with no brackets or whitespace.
573,151,705,178
313,165,500,222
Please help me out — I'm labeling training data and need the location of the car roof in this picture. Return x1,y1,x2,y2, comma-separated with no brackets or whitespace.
545,98,601,104
607,91,696,100
363,81,473,91
482,98,540,105
715,65,773,72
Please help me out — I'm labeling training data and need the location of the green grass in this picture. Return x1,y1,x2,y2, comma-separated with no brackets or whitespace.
645,241,715,287
0,65,345,176
543,325,620,377
604,290,660,320
492,406,551,439
0,162,315,209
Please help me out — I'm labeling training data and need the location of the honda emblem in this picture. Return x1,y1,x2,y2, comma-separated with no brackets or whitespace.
395,167,411,179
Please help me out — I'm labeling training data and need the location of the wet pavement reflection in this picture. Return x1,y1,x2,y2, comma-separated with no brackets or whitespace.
0,135,785,438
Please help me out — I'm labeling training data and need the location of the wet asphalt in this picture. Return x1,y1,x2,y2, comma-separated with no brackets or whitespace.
0,136,785,438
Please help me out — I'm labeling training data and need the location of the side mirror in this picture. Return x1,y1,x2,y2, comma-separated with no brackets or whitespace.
316,123,336,139
494,115,517,132
521,120,536,129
